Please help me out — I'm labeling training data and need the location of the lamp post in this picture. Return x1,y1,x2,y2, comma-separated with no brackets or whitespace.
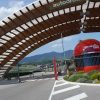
61,33,66,73
61,33,66,59
17,63,21,83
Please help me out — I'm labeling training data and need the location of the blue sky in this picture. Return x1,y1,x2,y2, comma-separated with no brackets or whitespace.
0,0,100,57
28,32,100,56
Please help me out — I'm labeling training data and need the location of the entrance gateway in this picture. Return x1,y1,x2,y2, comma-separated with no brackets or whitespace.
0,0,100,77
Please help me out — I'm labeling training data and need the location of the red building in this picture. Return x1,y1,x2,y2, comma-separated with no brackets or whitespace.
74,39,100,72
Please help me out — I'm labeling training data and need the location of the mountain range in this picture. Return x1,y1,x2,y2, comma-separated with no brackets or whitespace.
20,50,73,64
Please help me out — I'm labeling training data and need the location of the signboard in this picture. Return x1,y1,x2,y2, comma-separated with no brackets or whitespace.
83,44,100,53
49,0,86,10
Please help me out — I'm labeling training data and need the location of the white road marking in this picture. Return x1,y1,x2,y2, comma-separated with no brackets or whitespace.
56,79,65,82
54,82,68,87
63,79,100,86
55,80,65,84
38,79,43,81
25,78,54,82
25,80,35,82
64,93,88,100
53,85,80,95
48,81,56,100
51,78,55,80
44,78,49,80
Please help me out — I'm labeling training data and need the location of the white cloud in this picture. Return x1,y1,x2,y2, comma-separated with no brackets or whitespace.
64,35,78,42
0,1,25,21
51,43,62,48
64,37,73,41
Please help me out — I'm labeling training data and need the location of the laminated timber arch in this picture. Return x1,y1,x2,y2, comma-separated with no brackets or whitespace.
0,0,100,76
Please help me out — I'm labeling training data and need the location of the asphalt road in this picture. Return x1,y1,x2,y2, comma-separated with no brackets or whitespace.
50,79,100,100
0,78,55,100
0,77,100,100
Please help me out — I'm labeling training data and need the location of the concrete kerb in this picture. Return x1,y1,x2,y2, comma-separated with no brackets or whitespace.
62,79,100,86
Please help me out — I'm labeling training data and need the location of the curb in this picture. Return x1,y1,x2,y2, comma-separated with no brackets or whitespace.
62,79,100,86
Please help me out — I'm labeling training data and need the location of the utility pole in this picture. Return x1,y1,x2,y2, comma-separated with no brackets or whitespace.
61,33,66,73
61,33,65,59
17,63,21,83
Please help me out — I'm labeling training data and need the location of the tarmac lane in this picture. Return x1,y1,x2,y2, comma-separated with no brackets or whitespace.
0,78,55,100
0,77,100,100
49,78,100,100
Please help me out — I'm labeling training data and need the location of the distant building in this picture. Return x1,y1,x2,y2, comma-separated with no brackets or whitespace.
74,39,100,72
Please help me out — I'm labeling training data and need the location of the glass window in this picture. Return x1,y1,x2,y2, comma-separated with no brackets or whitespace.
75,53,100,67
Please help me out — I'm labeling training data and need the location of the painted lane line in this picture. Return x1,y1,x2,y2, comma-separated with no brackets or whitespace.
64,93,88,100
56,80,65,84
51,78,55,80
38,79,43,81
54,82,69,87
56,79,65,82
53,85,80,95
25,78,54,82
63,79,100,86
44,78,50,80
25,80,35,82
48,80,56,100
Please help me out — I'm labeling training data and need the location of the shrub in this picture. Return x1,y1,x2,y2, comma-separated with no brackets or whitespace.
93,79,100,84
87,70,99,76
76,71,84,74
68,73,83,82
90,72,100,80
77,78,88,83
63,75,69,81
82,73,90,80
64,70,100,84
85,80,93,83
67,73,91,82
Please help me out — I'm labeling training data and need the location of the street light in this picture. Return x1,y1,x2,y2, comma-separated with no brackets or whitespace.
17,63,21,83
61,33,66,74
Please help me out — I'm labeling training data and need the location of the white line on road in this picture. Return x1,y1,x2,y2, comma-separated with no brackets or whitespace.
43,78,50,81
55,80,65,84
54,82,68,87
56,80,65,83
64,93,88,100
53,85,80,95
48,80,56,100
25,80,35,82
38,79,43,81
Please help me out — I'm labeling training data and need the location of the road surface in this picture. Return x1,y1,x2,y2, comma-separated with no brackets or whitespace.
0,77,100,100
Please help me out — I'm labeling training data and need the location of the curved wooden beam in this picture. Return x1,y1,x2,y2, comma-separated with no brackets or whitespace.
11,30,80,66
0,23,80,66
0,14,82,54
0,0,85,37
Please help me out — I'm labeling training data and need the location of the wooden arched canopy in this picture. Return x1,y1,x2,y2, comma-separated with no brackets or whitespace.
0,0,100,75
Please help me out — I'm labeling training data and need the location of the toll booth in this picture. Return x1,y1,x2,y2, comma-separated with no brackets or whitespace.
74,39,100,72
